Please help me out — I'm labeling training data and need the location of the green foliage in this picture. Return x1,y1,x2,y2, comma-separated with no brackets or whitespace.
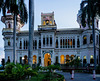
0,0,28,23
47,65,61,72
69,56,82,67
5,63,15,74
0,66,3,70
12,63,25,80
0,63,37,81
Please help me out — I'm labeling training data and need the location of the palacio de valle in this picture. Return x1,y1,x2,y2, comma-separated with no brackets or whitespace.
1,10,100,66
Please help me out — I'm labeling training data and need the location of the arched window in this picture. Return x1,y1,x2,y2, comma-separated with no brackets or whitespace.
35,40,37,49
60,55,64,64
47,36,49,46
7,56,10,63
33,55,37,64
77,38,80,48
63,39,64,48
55,56,58,64
83,35,87,44
68,39,70,48
43,21,46,25
8,23,11,28
66,55,69,64
60,39,62,48
24,55,28,64
50,36,52,46
39,40,41,48
8,38,10,46
46,20,49,25
26,40,28,49
96,35,98,45
83,56,87,64
70,39,72,48
24,40,26,49
90,55,94,64
43,36,45,46
50,21,52,25
66,39,67,48
56,39,58,48
33,40,34,49
96,20,99,28
73,39,75,48
90,34,93,43
70,55,74,61
19,40,22,49
20,57,22,64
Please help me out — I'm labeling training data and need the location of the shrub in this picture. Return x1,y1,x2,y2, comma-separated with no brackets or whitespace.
5,63,15,74
47,65,60,72
3,63,38,81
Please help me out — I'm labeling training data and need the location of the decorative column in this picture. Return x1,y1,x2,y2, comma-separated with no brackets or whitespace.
45,35,46,47
48,35,50,47
22,38,24,50
58,37,60,48
37,38,38,49
75,36,77,48
58,54,60,64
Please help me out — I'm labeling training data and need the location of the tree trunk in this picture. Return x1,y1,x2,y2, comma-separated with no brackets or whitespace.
28,0,34,66
92,17,96,70
13,13,16,64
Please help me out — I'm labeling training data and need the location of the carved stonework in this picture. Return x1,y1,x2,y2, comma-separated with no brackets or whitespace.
42,50,53,58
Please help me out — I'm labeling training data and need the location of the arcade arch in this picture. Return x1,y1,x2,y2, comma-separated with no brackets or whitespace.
44,53,51,67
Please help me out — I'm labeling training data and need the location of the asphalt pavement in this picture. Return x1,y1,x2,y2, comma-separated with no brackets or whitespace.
56,71,100,81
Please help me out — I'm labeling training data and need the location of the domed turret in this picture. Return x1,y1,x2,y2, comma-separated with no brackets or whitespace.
1,11,24,33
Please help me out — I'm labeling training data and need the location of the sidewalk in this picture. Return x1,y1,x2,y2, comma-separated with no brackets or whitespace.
57,71,100,81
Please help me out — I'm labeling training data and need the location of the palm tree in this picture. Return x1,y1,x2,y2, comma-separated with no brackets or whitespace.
28,0,34,66
80,0,100,78
0,0,4,13
0,0,28,64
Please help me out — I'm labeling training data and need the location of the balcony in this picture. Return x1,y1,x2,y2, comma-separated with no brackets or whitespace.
2,28,13,33
38,25,57,31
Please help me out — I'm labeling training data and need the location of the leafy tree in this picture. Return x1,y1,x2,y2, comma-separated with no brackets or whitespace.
69,56,82,67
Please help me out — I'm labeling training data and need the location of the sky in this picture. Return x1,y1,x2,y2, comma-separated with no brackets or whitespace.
0,0,93,64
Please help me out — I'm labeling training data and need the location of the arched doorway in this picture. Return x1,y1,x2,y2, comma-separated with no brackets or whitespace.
60,55,64,64
7,56,10,63
83,56,87,66
44,53,51,67
70,55,74,62
66,55,69,64
90,55,94,64
24,55,28,64
33,55,37,64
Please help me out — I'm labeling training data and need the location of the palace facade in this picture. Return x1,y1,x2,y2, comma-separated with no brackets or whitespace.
1,11,100,66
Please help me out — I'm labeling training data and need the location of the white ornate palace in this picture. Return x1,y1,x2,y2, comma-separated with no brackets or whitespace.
1,11,100,66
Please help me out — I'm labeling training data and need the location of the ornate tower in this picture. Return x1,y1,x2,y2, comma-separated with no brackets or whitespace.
1,11,24,63
38,12,57,31
1,11,24,32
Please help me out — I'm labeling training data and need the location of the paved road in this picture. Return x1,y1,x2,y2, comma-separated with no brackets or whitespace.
57,71,100,81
